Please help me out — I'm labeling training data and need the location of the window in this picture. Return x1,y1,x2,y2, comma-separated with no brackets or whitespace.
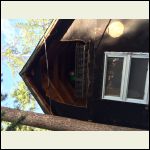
102,52,149,105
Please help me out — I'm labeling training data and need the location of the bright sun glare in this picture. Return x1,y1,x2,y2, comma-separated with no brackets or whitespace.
107,21,124,38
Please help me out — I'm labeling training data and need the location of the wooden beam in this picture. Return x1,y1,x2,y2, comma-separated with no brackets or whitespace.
1,106,142,131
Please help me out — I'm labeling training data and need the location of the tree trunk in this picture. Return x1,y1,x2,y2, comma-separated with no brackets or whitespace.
1,106,141,131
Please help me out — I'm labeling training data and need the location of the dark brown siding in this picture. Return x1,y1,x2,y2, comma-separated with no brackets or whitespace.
52,19,149,129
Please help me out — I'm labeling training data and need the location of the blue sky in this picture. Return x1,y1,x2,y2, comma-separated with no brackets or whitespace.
1,19,43,113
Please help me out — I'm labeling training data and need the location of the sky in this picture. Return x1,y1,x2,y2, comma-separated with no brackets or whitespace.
1,19,43,113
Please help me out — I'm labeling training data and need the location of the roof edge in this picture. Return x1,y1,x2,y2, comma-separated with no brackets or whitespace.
20,19,59,76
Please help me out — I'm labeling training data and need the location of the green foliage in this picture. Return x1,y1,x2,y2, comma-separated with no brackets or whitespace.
1,111,6,131
2,49,24,75
2,19,52,75
11,81,36,111
1,80,47,131
14,124,48,131
5,115,26,131
1,19,52,131
1,121,11,131
15,19,52,56
1,121,47,131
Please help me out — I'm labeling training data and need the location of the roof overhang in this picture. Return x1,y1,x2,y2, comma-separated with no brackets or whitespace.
20,19,74,113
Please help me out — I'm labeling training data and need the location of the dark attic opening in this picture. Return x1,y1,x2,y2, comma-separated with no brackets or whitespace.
28,39,94,109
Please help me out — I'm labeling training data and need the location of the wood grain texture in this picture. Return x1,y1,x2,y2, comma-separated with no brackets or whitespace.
1,106,142,131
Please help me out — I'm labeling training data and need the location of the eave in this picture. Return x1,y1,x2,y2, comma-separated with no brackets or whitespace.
19,19,74,113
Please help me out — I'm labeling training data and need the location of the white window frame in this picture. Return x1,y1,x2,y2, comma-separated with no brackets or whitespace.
102,52,149,105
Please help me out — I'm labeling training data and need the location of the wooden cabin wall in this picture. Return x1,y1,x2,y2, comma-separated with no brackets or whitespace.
92,19,149,99
25,19,149,129
58,19,149,129
89,20,149,129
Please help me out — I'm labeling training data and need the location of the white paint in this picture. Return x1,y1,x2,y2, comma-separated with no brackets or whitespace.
102,52,149,105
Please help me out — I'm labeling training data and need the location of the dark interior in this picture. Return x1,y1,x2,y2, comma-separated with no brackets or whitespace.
34,40,87,107
58,42,76,89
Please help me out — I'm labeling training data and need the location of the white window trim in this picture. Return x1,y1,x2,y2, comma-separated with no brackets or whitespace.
102,51,149,105
102,52,126,102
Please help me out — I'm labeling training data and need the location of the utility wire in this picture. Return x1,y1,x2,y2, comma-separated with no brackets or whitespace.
44,36,50,88
95,19,112,51
43,36,53,115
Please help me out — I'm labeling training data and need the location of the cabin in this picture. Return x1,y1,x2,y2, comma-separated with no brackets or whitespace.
20,19,149,130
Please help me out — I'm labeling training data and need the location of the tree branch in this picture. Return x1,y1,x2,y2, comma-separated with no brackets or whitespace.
1,106,142,131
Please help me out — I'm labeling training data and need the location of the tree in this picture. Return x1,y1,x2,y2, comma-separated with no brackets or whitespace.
1,19,52,131
1,74,43,131
1,74,8,131
2,19,52,75
11,81,35,111
1,74,7,101
1,106,139,131
2,19,52,111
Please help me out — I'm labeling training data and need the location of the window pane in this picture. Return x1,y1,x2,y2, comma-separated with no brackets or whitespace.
105,57,124,96
127,58,148,99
